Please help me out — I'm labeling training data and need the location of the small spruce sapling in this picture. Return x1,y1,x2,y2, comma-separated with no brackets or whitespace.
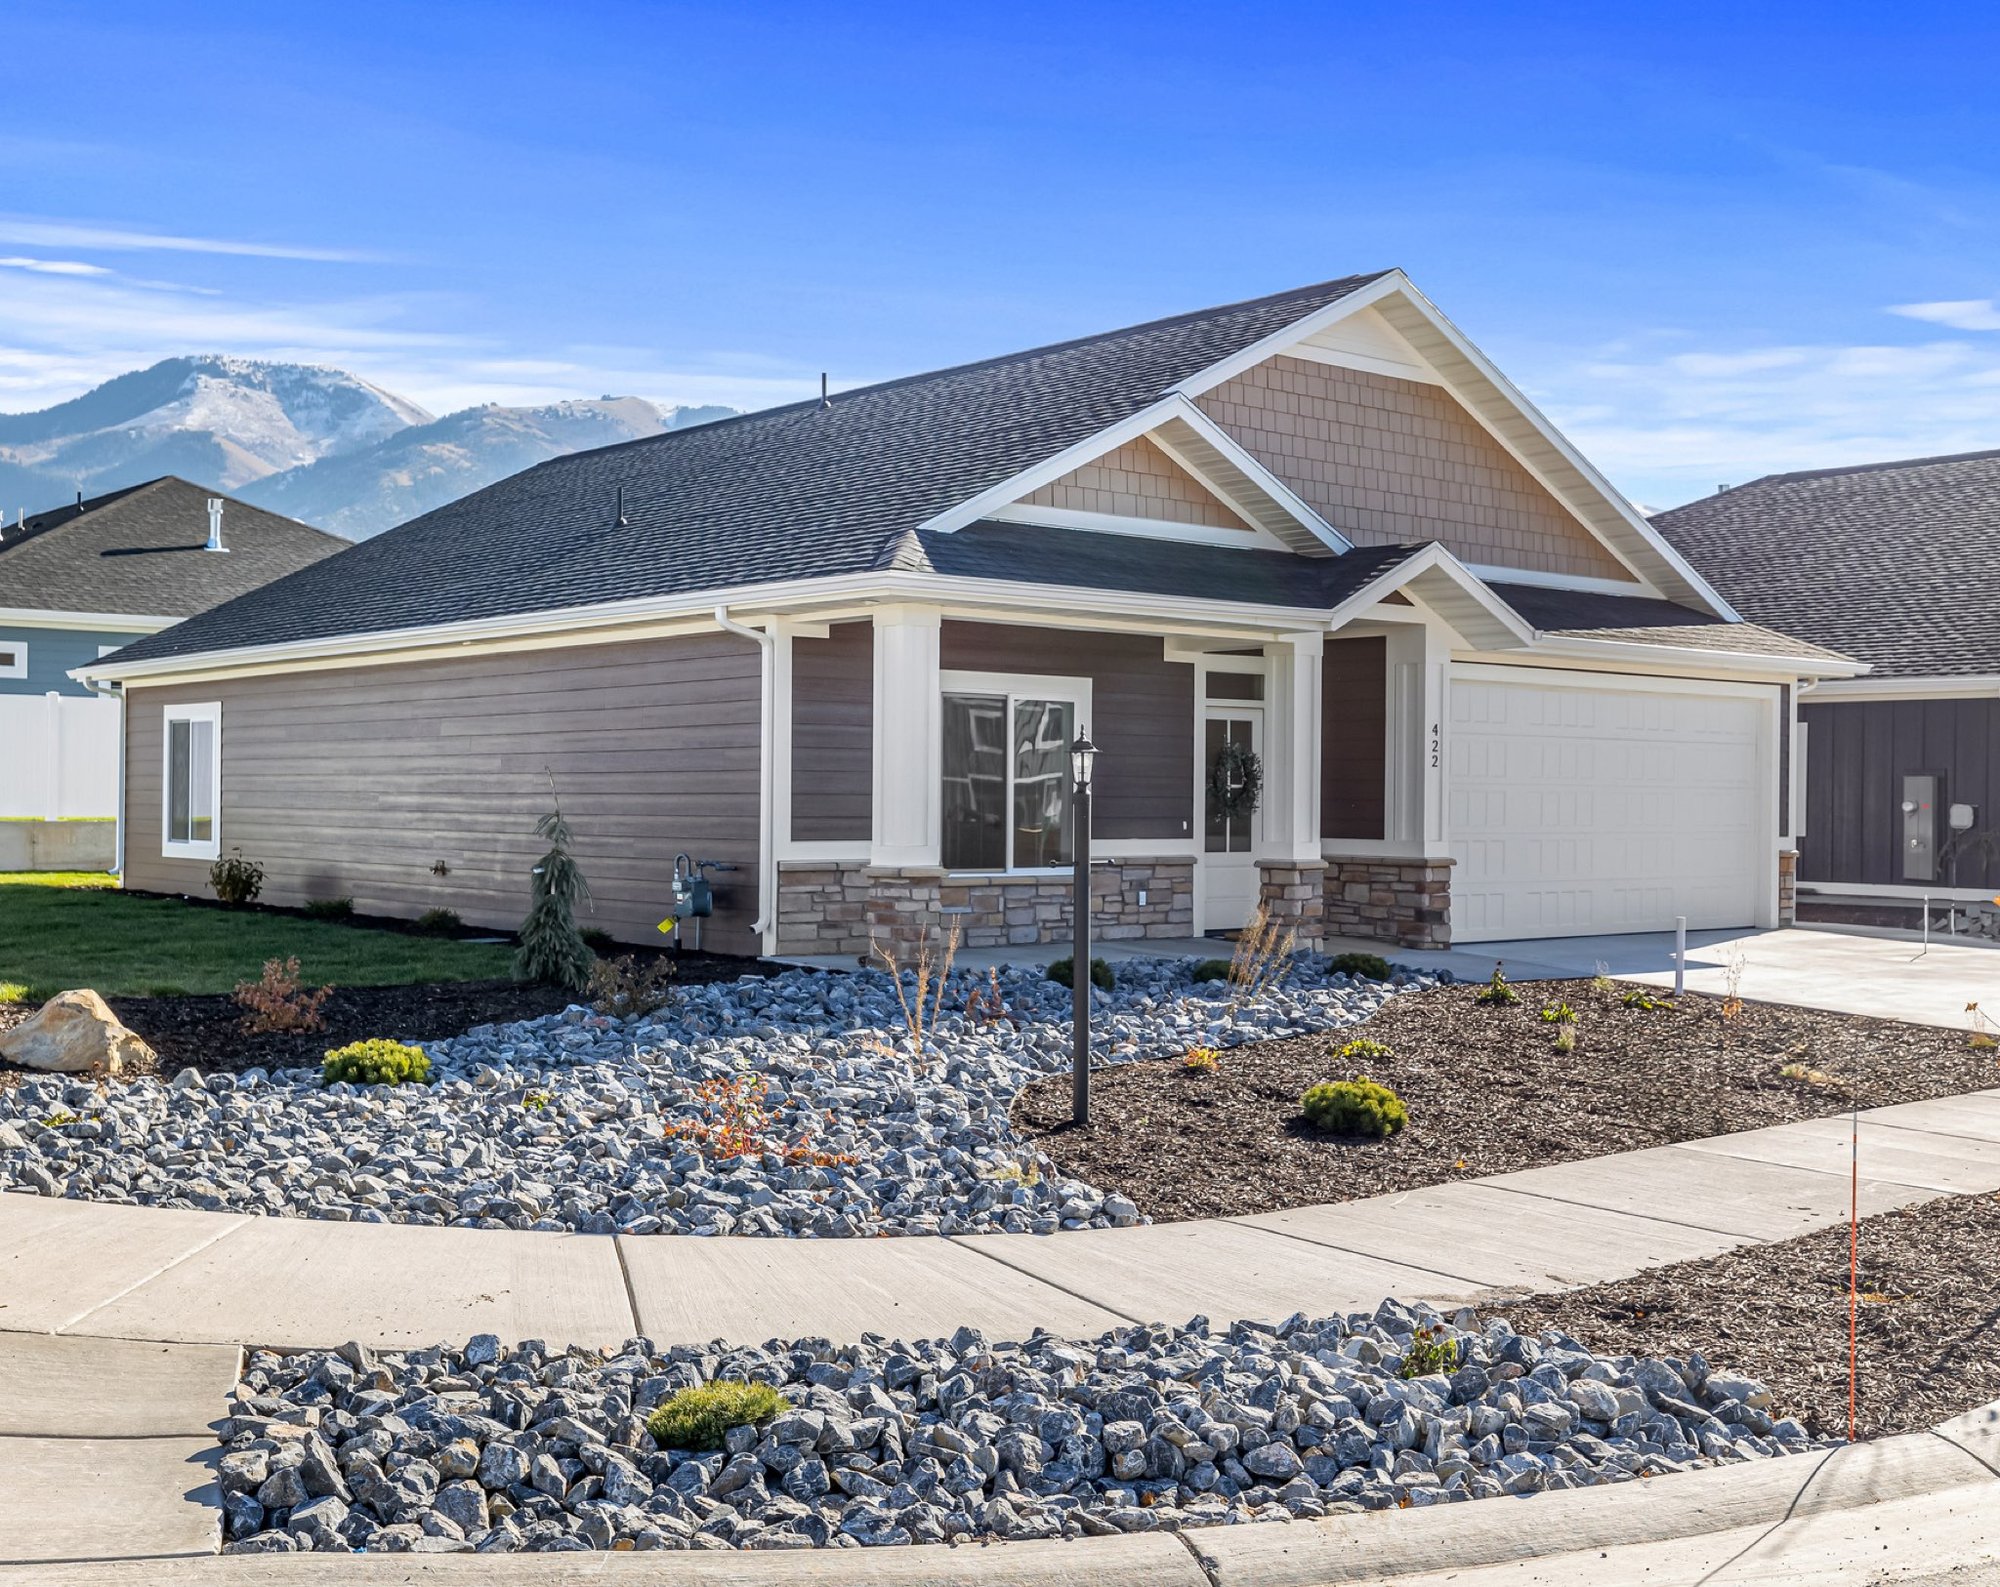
514,777,595,992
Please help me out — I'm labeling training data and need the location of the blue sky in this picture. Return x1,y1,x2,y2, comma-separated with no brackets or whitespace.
3,0,1997,506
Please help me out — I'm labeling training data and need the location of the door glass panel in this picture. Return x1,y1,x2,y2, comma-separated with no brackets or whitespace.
1206,671,1264,702
1205,717,1254,853
941,695,1006,870
1012,699,1073,868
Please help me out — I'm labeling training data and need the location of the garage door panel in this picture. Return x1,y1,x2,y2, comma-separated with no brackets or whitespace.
1448,674,1766,943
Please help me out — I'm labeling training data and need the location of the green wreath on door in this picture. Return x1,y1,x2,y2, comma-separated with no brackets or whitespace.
1208,738,1263,820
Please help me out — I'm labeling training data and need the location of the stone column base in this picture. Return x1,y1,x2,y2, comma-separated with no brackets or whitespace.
1322,854,1453,949
1256,858,1328,949
1778,849,1798,926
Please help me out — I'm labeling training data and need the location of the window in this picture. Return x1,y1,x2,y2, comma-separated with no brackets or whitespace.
162,703,221,859
940,672,1089,872
0,640,24,680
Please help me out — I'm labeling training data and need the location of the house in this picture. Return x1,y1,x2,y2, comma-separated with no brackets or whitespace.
1,477,342,854
1654,449,1999,912
1,477,345,696
81,273,1860,956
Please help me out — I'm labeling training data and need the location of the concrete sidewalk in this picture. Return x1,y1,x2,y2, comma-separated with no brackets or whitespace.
4,1086,1997,1355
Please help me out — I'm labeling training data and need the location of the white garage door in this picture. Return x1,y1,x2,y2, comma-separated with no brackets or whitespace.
1447,670,1769,942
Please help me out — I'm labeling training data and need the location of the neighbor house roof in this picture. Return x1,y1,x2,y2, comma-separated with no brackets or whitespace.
1650,448,2000,677
1487,581,1855,663
0,476,344,621
102,276,1394,665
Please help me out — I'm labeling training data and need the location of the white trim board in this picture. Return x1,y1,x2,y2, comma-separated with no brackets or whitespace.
0,607,174,632
1807,675,2000,702
159,699,222,862
985,503,1286,553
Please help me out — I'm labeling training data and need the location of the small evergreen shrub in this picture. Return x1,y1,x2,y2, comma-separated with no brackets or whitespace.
209,850,265,906
416,907,462,935
1300,1077,1407,1138
515,791,594,992
302,896,354,922
1328,951,1392,981
322,1038,430,1088
1046,956,1114,991
1337,1035,1394,1061
646,1381,787,1451
1190,958,1233,984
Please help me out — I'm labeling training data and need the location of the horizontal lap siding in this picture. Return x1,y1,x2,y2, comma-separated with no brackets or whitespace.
1801,696,2000,892
1323,636,1387,839
791,622,872,844
939,622,1194,842
123,633,764,954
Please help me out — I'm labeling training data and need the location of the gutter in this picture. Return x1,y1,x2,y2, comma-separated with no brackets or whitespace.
712,605,777,950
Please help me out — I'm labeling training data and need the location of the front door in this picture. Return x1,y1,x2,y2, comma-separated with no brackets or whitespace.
1201,707,1263,933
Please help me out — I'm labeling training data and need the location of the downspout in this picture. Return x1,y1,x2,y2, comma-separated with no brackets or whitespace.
84,676,125,878
713,606,776,950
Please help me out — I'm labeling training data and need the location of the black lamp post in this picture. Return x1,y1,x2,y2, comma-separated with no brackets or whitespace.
1069,728,1098,1127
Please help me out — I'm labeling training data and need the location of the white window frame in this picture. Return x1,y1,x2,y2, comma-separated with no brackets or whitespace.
938,670,1092,875
0,639,25,680
161,701,222,861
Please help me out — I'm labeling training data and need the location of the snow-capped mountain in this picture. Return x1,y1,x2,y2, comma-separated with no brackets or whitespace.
237,396,735,539
0,358,736,539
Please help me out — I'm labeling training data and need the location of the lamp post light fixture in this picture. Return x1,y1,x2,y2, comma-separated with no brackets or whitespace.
1069,728,1099,1128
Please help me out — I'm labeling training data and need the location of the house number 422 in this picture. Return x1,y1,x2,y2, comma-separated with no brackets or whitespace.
1429,723,1441,769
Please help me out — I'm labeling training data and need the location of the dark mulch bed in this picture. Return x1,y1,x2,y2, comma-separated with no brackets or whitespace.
1503,1192,2000,1439
1015,977,1998,1223
0,951,771,1080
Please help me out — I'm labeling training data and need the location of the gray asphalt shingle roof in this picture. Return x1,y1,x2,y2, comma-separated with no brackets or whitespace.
1487,581,1853,663
1651,448,2000,677
0,476,343,620
106,275,1390,667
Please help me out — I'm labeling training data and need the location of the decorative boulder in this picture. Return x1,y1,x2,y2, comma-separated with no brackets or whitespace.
0,989,154,1074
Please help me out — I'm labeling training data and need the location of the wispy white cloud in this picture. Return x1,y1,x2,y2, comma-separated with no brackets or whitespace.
1540,329,2000,507
0,216,381,263
1888,298,2000,332
0,257,112,277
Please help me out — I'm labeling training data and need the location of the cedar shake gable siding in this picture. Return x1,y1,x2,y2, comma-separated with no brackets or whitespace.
1023,436,1249,531
938,622,1196,843
1198,356,1632,581
123,632,763,954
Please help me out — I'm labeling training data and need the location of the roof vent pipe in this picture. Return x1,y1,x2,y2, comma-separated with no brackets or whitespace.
205,497,228,552
615,485,629,527
820,373,830,410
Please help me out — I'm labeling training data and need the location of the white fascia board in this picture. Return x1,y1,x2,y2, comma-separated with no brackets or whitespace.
1324,543,1537,651
1525,632,1868,679
1806,674,2000,702
985,503,1290,553
0,607,175,631
916,393,1349,555
1465,563,1661,598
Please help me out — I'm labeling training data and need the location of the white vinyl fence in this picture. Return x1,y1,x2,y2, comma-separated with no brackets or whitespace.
0,692,120,819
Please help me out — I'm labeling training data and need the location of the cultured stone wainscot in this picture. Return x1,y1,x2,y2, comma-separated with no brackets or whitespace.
1257,859,1328,947
1778,850,1798,926
776,861,1194,957
1322,855,1453,949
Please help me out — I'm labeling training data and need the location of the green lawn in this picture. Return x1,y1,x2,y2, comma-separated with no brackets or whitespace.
0,874,514,1002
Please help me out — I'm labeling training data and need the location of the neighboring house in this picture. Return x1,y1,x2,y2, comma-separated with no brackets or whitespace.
1,476,345,695
84,272,1859,957
0,476,343,830
1654,449,2000,908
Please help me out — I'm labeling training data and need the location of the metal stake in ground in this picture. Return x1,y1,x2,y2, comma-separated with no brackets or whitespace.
1070,728,1098,1128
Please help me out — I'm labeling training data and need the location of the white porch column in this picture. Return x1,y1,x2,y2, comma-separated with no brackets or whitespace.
1263,630,1324,862
870,604,942,867
1382,618,1453,854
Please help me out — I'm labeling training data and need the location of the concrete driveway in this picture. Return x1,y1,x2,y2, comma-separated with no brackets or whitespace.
1419,925,2000,1030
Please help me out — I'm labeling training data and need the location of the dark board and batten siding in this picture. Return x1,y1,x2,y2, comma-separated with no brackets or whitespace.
1322,636,1387,840
939,622,1195,841
1801,696,2000,893
124,633,765,954
790,622,872,844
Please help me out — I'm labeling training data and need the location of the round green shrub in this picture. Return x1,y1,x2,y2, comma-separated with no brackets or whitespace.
646,1381,788,1451
1190,958,1233,984
1046,956,1114,992
1300,1077,1408,1139
322,1038,431,1089
1327,951,1392,981
302,896,354,922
